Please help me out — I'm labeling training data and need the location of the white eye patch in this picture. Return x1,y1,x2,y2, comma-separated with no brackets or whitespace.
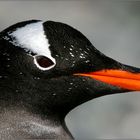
6,21,56,70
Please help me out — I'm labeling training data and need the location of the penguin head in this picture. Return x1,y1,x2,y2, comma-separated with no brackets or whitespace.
0,20,140,117
0,20,121,76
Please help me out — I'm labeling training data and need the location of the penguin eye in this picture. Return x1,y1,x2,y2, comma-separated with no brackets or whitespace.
34,55,55,70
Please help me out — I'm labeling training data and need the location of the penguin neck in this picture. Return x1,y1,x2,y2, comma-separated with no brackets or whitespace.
0,106,73,139
0,73,73,139
0,71,71,122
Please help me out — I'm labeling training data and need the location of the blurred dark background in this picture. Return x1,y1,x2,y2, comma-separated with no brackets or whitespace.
0,1,140,139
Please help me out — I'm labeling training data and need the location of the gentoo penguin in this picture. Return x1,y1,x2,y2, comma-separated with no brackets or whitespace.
0,20,140,139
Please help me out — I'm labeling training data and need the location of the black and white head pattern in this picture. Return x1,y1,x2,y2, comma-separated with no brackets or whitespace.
3,20,56,71
2,20,105,74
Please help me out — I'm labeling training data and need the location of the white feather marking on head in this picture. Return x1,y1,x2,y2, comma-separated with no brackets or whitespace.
7,21,56,70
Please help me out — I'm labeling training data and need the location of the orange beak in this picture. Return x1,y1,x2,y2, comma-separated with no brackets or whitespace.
75,69,140,91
